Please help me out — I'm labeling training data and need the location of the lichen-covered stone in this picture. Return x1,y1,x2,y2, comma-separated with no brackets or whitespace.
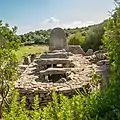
49,28,68,51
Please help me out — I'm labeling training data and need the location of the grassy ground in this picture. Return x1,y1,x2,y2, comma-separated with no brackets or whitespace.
15,45,48,63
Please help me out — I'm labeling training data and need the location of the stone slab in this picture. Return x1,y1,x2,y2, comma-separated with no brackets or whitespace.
40,52,68,58
38,58,72,65
39,68,71,76
49,27,68,51
68,45,86,55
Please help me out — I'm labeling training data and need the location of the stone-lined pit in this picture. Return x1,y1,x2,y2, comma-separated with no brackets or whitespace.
16,28,109,109
15,53,98,109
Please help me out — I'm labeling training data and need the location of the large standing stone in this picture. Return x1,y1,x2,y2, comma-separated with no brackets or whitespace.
49,27,68,51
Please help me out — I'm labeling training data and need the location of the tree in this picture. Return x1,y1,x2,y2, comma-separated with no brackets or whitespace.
83,23,105,51
0,20,19,119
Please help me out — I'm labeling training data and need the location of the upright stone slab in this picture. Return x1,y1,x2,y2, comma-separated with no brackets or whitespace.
49,27,68,51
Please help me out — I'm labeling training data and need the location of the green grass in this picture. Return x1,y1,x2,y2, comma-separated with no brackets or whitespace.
15,45,48,63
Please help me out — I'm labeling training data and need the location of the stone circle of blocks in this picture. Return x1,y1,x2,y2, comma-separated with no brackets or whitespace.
15,27,102,109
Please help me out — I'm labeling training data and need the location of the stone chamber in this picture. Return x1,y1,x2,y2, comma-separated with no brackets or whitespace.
15,27,109,109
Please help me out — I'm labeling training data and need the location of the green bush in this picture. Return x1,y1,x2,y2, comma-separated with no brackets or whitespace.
0,21,19,119
83,23,105,51
68,32,85,46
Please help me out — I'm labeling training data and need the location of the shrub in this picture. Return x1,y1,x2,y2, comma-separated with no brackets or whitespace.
83,24,105,51
68,32,85,46
0,21,20,119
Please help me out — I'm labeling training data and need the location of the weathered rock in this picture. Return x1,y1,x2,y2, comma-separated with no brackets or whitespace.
96,60,109,66
23,56,31,65
30,54,36,62
37,58,72,67
87,51,107,64
94,50,106,55
18,65,28,73
67,52,73,56
68,45,86,55
69,62,75,68
49,27,68,51
50,49,66,53
39,68,71,76
95,61,110,91
40,52,68,58
86,49,93,56
56,78,66,83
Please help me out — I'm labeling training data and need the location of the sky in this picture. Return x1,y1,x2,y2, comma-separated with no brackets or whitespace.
0,0,115,35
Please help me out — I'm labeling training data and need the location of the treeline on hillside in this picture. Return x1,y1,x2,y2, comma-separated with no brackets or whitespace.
19,20,107,51
19,29,51,45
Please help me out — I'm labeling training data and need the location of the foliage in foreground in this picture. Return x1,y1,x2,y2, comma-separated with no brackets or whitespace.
3,90,101,120
0,21,19,119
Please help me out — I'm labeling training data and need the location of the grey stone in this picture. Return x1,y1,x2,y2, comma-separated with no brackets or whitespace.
50,49,66,53
96,60,109,66
56,78,66,83
94,50,106,55
38,58,72,67
39,68,71,76
30,54,36,62
86,49,93,56
40,52,68,58
18,65,28,73
23,56,31,65
68,45,86,55
49,27,68,51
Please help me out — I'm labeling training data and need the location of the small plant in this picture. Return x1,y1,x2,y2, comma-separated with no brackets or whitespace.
90,70,102,88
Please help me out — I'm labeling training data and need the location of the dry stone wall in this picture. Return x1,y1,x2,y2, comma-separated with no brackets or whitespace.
16,28,109,109
16,54,109,109
15,54,95,108
19,83,90,109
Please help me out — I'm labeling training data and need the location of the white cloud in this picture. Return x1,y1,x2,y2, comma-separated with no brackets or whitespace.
61,21,96,28
17,18,99,35
61,21,82,28
43,17,96,29
44,17,60,24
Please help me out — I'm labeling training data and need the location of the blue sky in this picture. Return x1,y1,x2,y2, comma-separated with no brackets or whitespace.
0,0,114,34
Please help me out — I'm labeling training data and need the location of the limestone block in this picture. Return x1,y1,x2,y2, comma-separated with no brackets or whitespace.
86,49,93,56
